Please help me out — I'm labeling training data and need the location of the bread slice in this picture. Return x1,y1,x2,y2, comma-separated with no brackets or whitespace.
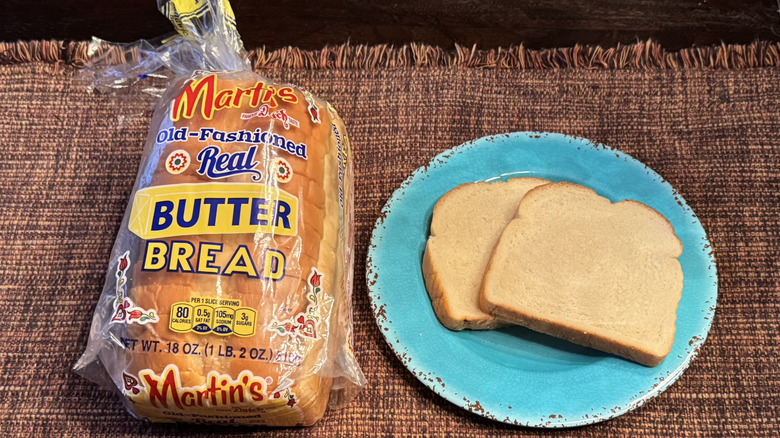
480,182,683,366
422,177,549,330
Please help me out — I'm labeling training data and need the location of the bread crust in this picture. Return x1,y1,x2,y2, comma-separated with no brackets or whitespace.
423,178,548,331
422,240,506,330
482,300,671,367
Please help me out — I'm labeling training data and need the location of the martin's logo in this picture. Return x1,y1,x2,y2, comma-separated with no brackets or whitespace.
171,74,299,121
197,145,262,181
131,365,274,410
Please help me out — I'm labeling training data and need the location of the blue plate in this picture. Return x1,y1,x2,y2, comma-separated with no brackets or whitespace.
366,132,717,427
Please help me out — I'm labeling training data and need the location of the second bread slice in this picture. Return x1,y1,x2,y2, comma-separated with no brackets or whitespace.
422,177,548,330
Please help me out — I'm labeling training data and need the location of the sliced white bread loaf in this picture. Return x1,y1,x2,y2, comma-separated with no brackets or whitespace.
423,177,549,330
480,182,683,366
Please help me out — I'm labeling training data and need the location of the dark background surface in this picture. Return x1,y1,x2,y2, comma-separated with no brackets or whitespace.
1,0,780,50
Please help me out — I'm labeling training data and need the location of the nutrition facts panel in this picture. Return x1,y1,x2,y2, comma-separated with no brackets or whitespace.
169,297,257,337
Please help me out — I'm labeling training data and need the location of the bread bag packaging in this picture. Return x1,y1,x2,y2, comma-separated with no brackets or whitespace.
74,0,364,425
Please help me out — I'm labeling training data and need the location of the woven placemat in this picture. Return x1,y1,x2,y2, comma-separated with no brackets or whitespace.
0,41,778,437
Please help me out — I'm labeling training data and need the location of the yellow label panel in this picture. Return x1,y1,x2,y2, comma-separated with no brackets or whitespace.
169,297,256,337
129,183,298,239
233,309,257,337
193,305,213,327
214,307,235,328
170,303,194,332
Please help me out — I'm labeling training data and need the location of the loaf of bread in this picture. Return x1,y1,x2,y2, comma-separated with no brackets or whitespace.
75,1,363,425
480,182,683,366
79,71,362,425
422,178,548,330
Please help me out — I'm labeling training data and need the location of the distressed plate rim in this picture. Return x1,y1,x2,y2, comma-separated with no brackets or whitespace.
366,132,717,427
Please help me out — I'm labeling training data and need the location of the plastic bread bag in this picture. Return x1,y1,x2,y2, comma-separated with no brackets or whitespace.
74,0,365,426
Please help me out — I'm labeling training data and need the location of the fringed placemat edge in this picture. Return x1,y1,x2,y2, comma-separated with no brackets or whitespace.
1,39,780,72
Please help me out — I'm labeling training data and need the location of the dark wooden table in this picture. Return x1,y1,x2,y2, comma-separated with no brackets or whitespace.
2,0,779,50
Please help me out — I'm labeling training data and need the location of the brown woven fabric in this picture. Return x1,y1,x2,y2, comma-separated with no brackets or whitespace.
3,39,780,70
0,42,778,437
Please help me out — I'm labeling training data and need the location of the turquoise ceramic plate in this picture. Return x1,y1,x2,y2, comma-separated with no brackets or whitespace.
366,132,717,427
